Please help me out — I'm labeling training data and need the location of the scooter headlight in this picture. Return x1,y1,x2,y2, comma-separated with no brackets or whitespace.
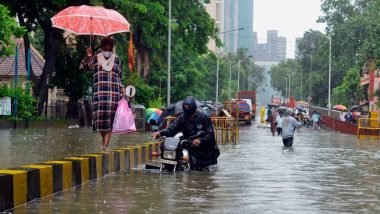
163,150,176,160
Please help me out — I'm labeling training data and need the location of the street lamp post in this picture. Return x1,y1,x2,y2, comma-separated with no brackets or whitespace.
216,56,220,103
288,75,291,99
248,74,254,91
285,77,288,101
167,0,172,107
229,53,232,100
300,68,303,100
238,60,241,91
216,52,227,103
328,36,332,116
220,27,244,100
306,31,332,116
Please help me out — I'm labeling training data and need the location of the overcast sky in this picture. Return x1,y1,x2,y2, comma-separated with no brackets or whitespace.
253,0,326,58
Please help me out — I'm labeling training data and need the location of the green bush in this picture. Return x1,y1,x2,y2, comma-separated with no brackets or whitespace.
148,96,165,109
0,84,38,120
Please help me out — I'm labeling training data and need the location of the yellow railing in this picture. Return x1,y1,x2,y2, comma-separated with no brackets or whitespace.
357,118,380,139
211,117,239,145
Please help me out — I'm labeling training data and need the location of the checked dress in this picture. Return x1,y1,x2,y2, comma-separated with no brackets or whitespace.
80,53,125,132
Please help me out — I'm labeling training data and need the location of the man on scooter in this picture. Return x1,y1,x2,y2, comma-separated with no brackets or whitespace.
151,96,220,171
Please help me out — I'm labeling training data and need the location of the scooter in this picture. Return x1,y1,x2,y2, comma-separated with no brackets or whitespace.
146,131,206,172
160,131,206,172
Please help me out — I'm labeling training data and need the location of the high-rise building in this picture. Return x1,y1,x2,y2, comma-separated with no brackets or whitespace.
223,0,254,54
295,37,302,58
253,30,287,62
204,0,224,53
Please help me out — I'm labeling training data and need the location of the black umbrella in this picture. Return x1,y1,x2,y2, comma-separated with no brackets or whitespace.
295,105,307,113
350,105,361,112
199,103,218,116
267,103,279,109
161,99,205,118
277,106,287,111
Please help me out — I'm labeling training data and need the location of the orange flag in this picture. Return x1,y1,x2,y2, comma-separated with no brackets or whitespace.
128,33,134,72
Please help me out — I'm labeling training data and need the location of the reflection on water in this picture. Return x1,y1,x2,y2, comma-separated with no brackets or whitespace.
9,125,380,213
0,128,150,169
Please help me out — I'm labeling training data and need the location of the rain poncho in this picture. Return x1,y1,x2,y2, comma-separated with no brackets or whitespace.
159,111,219,169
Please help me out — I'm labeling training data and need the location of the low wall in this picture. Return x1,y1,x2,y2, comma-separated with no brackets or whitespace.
309,106,341,120
0,141,161,212
322,116,357,135
0,120,74,129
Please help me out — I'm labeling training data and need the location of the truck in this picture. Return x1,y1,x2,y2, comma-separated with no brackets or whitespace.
236,91,256,120
224,99,252,125
271,94,282,106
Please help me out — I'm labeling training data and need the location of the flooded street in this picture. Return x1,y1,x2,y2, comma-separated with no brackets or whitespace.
0,128,151,169
8,124,380,213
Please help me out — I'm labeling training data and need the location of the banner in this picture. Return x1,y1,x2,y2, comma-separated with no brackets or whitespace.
0,97,12,115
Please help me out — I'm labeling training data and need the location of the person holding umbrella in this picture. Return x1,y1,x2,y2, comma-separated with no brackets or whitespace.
51,5,131,152
80,37,125,152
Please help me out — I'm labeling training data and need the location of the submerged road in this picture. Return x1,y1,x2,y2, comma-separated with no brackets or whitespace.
8,123,380,213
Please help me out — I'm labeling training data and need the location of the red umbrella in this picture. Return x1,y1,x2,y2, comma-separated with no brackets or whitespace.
51,5,130,36
333,104,347,111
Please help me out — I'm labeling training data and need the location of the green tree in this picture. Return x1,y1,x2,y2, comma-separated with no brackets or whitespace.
332,67,364,107
0,85,38,120
1,0,90,115
316,0,380,108
0,4,25,57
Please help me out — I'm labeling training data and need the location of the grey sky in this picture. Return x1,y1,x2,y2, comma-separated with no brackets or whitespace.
254,0,326,59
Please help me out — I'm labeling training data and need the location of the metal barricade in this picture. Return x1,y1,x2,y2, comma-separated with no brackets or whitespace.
211,117,239,145
357,118,380,139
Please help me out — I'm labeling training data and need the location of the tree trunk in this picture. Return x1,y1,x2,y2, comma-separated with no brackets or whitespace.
34,26,62,115
143,50,150,78
136,51,142,76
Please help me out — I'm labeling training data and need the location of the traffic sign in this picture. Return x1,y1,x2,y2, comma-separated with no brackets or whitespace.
125,85,136,98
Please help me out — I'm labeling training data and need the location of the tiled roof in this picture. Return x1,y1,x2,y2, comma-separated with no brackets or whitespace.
0,38,44,77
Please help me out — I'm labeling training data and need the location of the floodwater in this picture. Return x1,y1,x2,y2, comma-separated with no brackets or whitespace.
0,127,151,169
7,124,380,213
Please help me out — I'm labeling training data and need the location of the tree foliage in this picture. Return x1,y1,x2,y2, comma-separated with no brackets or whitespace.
2,0,264,119
0,85,38,120
332,67,364,107
0,4,25,57
270,0,380,108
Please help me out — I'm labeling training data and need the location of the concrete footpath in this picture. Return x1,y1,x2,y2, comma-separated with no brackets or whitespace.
0,141,161,212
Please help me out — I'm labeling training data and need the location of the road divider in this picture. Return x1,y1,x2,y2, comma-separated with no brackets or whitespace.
0,141,161,212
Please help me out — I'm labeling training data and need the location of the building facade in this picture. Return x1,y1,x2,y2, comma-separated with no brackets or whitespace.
360,61,380,112
253,30,287,62
223,0,254,54
204,0,224,52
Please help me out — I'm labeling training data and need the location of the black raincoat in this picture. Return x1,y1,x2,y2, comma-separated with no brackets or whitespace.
159,111,220,170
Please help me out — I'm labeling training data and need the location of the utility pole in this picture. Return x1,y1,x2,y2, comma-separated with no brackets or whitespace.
167,0,172,107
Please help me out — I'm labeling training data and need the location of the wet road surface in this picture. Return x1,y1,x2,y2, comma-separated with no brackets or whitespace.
8,124,380,213
0,127,150,169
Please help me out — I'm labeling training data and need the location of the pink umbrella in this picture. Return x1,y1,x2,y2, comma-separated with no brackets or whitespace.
51,5,130,36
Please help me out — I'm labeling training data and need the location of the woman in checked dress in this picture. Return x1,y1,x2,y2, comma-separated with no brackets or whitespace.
81,37,125,152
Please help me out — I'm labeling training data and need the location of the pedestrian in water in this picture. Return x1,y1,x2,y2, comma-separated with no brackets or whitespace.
275,111,283,135
266,111,277,136
80,37,125,152
281,108,302,147
311,111,320,129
